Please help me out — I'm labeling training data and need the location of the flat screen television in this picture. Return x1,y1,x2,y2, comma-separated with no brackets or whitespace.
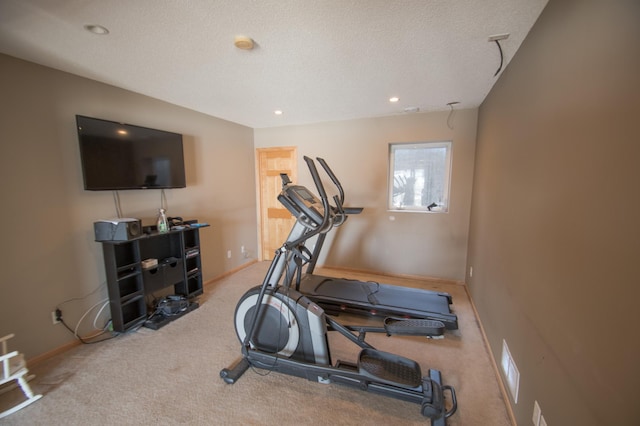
76,115,186,190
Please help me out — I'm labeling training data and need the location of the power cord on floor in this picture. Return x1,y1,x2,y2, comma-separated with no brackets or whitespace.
56,309,119,344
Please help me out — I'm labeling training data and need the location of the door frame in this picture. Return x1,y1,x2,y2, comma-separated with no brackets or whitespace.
255,146,297,261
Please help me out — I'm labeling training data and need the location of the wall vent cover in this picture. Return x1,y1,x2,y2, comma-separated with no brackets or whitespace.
501,339,520,403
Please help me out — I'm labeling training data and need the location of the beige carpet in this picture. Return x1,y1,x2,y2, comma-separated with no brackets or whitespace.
0,262,512,425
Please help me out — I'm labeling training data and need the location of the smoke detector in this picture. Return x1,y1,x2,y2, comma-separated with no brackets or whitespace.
234,36,255,50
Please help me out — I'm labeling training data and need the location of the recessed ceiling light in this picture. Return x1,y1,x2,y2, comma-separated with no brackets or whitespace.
84,24,109,35
274,110,283,115
389,97,399,103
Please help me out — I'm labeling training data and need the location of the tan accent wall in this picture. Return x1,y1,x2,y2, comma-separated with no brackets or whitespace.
468,0,640,424
255,108,478,281
0,54,257,359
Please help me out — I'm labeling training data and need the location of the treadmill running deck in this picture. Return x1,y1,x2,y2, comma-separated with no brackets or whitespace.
298,275,458,330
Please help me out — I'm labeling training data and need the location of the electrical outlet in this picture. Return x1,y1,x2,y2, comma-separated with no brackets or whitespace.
51,310,61,325
241,246,250,259
227,250,232,259
469,266,473,277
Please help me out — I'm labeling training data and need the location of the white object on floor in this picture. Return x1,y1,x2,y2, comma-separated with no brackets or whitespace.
0,334,42,418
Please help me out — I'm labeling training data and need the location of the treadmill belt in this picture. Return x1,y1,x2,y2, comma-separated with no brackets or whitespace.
311,278,451,315
312,279,378,304
298,275,458,329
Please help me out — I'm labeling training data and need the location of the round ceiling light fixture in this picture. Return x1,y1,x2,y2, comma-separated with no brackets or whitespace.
234,36,255,50
84,24,109,35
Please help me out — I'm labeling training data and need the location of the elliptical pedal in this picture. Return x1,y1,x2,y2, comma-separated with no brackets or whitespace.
358,348,422,388
384,318,446,337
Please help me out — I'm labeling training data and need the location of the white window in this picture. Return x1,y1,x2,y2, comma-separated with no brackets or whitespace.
388,141,452,212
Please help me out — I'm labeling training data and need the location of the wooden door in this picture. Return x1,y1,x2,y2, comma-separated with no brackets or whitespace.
257,147,297,260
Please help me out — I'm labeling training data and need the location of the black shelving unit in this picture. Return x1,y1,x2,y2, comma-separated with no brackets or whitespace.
176,228,204,298
99,224,208,332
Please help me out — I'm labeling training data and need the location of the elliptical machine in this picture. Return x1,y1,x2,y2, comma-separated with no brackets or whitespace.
220,157,457,425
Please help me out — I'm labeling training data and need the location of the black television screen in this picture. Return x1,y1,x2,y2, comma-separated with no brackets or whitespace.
76,115,186,190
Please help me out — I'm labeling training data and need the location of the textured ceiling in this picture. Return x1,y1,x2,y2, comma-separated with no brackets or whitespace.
0,0,548,128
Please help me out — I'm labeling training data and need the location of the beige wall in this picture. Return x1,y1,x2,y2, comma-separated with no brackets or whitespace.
0,54,258,359
255,109,477,281
468,0,640,424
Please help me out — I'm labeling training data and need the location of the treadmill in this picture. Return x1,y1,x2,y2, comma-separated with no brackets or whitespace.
277,157,458,331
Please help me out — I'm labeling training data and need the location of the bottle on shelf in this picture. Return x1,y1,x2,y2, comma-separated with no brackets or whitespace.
157,208,169,233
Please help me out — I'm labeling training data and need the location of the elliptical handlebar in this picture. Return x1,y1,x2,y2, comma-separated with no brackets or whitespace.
315,157,362,225
284,156,332,249
305,156,329,208
316,157,345,207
